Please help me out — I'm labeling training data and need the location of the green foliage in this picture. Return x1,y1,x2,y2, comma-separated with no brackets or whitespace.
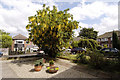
0,30,12,48
26,4,79,58
89,51,106,69
79,28,98,40
117,51,120,64
71,41,78,48
56,53,61,57
0,30,10,35
112,31,119,49
96,45,102,50
34,59,44,66
78,39,98,50
61,54,77,60
103,44,108,48
49,60,54,65
76,52,90,64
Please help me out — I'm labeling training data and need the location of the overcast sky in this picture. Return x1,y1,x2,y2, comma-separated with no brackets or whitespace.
0,0,119,37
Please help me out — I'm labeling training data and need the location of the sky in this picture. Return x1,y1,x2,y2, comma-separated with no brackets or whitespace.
0,0,119,37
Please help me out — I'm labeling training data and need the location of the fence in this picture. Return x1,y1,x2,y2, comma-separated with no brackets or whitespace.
9,50,26,55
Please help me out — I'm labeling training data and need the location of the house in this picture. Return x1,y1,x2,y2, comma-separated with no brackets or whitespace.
11,34,38,52
97,30,120,48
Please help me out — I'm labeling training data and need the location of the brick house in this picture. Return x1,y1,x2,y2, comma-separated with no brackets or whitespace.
11,34,38,52
97,30,120,48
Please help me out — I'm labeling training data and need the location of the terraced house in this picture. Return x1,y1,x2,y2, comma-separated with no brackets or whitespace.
97,30,120,48
11,34,38,52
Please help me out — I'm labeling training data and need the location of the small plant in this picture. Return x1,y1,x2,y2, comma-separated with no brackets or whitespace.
34,59,44,71
49,60,54,66
34,59,44,66
47,66,59,73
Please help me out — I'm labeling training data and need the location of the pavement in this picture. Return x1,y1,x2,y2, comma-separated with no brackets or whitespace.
1,57,117,79
0,57,97,78
1,61,18,78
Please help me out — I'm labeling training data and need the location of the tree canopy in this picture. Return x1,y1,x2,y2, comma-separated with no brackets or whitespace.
26,4,79,57
0,30,12,48
71,41,78,48
71,38,99,50
78,39,98,50
79,28,98,40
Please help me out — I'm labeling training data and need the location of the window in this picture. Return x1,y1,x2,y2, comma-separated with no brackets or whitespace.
17,41,22,43
111,48,115,52
105,38,108,41
16,41,23,44
101,38,105,41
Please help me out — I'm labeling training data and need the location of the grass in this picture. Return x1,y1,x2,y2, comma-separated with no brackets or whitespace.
60,54,77,60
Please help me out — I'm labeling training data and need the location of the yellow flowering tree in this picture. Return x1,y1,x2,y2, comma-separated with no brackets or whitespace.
26,4,79,57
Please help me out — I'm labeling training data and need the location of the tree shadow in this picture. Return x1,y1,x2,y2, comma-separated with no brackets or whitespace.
8,55,120,78
47,65,112,79
9,55,59,67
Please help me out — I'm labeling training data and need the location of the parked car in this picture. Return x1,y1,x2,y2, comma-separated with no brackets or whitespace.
38,50,45,54
71,47,86,54
100,48,119,57
0,52,3,57
101,48,119,53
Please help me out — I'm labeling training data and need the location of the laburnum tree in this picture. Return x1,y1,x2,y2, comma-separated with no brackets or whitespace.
26,4,79,57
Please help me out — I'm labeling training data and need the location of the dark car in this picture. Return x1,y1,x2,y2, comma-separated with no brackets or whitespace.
101,48,119,53
71,47,86,54
100,48,119,57
0,52,3,57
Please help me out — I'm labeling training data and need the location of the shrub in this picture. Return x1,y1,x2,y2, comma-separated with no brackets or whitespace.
117,51,120,64
103,44,108,48
76,52,90,64
78,39,99,51
56,52,62,57
71,41,79,48
89,51,106,69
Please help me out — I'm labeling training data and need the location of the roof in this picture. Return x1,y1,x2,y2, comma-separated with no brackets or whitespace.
12,34,27,40
98,30,120,39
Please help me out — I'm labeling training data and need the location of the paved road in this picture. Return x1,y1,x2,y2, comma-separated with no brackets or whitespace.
1,61,18,78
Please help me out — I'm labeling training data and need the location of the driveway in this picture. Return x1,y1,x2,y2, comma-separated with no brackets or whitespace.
1,57,113,78
1,58,97,78
1,61,18,78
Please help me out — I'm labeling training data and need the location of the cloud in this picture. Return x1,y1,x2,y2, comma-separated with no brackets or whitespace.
0,0,58,37
69,1,110,20
69,1,118,36
0,0,118,38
